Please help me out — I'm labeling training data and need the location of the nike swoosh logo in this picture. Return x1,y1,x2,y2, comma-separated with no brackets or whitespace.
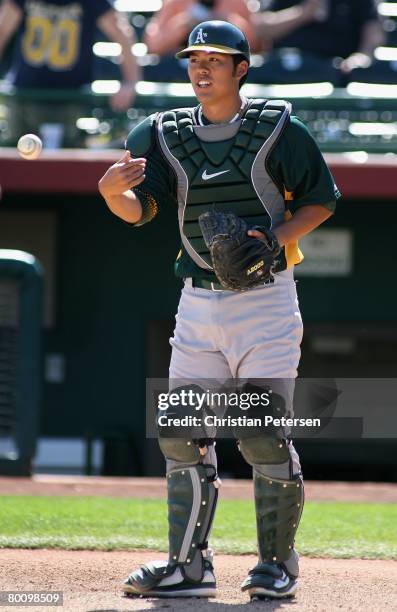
274,571,290,589
202,169,230,181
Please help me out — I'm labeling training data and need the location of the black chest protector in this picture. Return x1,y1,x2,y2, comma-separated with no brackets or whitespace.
156,98,291,272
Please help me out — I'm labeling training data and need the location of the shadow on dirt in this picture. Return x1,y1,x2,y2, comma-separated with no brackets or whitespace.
87,595,298,611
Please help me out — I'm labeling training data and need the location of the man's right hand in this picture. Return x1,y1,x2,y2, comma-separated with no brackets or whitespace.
98,150,146,198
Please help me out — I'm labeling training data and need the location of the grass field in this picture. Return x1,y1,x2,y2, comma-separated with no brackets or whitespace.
0,496,395,559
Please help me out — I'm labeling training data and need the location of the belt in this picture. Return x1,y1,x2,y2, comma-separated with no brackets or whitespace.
191,278,225,291
191,276,276,291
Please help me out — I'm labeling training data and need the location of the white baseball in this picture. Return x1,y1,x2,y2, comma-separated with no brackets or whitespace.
17,134,43,160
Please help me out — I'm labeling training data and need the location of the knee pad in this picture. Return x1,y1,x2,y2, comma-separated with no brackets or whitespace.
157,384,213,463
159,437,202,463
238,436,290,465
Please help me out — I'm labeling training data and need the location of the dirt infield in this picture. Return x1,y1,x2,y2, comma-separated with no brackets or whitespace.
1,549,397,612
1,477,396,611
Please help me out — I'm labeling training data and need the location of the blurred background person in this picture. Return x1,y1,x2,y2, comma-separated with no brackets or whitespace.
0,0,140,146
143,0,323,55
265,0,385,80
143,0,258,54
252,0,325,52
141,0,326,86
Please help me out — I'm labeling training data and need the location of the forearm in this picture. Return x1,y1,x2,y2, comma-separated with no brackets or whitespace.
100,189,143,223
358,20,385,56
0,28,10,57
97,10,139,84
0,0,22,58
144,12,193,54
118,29,140,84
255,5,314,43
340,20,384,72
273,205,333,247
119,44,140,85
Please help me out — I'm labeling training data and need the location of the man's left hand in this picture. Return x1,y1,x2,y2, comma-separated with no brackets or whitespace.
340,52,371,73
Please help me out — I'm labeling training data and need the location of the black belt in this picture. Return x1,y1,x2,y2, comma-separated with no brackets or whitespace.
191,276,275,291
192,278,224,291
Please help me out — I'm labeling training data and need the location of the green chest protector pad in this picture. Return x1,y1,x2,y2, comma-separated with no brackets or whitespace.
155,98,291,273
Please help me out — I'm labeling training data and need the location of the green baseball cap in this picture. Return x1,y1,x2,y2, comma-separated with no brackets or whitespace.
176,20,250,63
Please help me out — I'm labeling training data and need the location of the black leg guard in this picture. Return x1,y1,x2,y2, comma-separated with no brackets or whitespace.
237,435,304,563
123,396,220,599
168,463,218,581
122,461,219,598
254,471,304,564
240,473,304,600
237,434,304,600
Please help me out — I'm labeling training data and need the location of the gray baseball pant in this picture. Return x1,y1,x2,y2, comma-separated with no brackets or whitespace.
167,270,303,479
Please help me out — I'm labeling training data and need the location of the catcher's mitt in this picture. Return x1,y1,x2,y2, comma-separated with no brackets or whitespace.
198,211,281,292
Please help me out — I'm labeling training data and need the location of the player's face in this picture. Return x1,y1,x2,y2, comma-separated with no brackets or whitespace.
188,51,241,103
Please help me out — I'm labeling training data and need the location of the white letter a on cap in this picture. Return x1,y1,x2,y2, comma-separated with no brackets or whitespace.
195,28,207,44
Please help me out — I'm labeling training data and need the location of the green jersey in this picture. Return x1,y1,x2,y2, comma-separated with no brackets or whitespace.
126,99,340,281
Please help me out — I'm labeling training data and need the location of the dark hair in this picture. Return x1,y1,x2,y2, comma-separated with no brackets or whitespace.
232,54,249,89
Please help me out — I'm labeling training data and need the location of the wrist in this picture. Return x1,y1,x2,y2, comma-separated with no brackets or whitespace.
272,226,288,248
98,178,108,198
99,183,126,200
101,189,118,202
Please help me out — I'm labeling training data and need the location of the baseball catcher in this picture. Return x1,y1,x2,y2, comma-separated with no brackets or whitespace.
98,16,340,603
